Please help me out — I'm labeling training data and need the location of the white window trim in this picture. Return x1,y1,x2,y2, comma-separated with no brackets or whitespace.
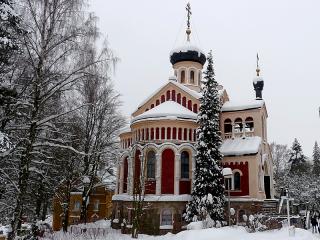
231,169,243,190
160,209,173,226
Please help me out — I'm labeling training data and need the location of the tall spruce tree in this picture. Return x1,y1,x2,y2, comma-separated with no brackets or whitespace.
288,138,307,174
312,141,320,175
185,51,225,223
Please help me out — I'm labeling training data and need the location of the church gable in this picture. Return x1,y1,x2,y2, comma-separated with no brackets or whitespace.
132,80,201,117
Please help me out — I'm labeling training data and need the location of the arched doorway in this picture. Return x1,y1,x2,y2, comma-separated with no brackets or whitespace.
161,149,175,194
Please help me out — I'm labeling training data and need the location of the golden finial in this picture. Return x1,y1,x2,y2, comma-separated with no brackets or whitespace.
186,2,192,42
256,53,260,76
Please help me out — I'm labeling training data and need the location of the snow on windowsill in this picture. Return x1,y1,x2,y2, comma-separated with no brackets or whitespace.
159,225,173,230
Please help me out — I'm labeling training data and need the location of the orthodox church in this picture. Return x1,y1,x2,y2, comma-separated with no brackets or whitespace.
112,6,275,234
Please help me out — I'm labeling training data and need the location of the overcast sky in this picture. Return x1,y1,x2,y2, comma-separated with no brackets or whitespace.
89,0,320,157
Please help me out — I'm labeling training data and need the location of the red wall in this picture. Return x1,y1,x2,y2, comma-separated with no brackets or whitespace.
223,161,249,196
161,149,175,194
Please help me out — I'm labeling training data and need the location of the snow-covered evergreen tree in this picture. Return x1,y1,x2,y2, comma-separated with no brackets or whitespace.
312,141,320,176
185,51,225,223
0,0,21,72
288,138,307,175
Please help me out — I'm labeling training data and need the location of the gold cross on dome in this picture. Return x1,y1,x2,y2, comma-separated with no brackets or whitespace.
186,2,192,29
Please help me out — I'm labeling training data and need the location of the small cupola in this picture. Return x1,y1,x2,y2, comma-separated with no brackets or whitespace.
169,3,206,92
253,53,264,100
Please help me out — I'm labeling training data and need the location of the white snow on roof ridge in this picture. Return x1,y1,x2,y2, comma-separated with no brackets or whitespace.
170,42,205,57
132,101,197,124
220,136,261,156
136,80,201,111
119,125,131,135
221,99,264,112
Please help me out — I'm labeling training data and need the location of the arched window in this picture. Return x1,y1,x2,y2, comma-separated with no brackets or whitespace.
198,71,201,85
166,90,171,100
182,97,186,107
172,127,177,140
234,118,243,133
156,128,159,139
161,209,172,225
181,70,185,83
146,128,149,140
161,95,165,103
156,100,160,106
190,70,195,84
172,90,176,101
151,128,154,140
147,151,156,179
181,151,189,179
224,119,232,134
187,100,192,111
151,104,154,109
167,127,171,140
245,117,254,132
177,93,181,104
183,128,187,140
161,127,165,139
234,172,241,190
178,128,182,140
193,104,198,113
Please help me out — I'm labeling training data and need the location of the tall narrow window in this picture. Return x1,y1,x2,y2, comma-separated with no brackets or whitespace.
172,90,176,101
177,93,181,104
74,201,81,211
181,151,189,179
182,97,186,107
166,90,171,100
147,151,156,179
187,100,192,111
93,200,100,211
161,127,165,139
167,127,171,140
172,127,177,140
190,70,195,84
245,117,254,132
234,172,241,190
161,209,172,225
234,118,243,133
181,70,185,83
224,119,232,134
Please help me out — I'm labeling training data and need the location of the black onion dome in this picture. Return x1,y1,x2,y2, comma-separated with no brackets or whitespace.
170,44,206,65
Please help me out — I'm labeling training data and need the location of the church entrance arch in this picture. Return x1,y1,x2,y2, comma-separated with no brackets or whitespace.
161,149,175,194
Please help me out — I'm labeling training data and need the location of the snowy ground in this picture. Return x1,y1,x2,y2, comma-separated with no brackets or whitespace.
44,220,320,240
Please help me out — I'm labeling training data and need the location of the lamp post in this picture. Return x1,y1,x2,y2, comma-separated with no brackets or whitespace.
223,168,233,226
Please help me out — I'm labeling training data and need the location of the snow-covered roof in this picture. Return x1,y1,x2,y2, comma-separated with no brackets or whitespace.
221,100,264,112
170,44,205,58
119,125,131,135
132,101,197,124
221,136,261,156
136,79,201,110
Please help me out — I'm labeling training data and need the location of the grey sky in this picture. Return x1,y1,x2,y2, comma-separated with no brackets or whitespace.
89,0,320,157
